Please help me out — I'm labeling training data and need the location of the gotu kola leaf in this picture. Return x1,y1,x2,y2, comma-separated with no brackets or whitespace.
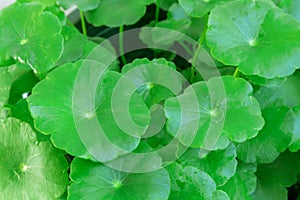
122,58,184,107
58,0,100,11
85,0,155,27
280,0,300,22
206,0,300,78
164,76,264,149
0,67,11,108
251,151,300,200
237,105,292,164
179,143,237,186
167,163,229,200
68,158,170,200
28,59,150,161
220,162,257,200
0,3,63,74
0,118,68,199
17,0,56,8
178,0,233,18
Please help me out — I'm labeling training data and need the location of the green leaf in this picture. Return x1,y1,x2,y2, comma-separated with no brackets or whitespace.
0,3,63,74
164,76,264,149
0,118,68,199
56,26,87,66
179,143,237,186
281,104,300,152
237,106,292,163
8,69,39,105
45,5,67,25
246,75,286,87
122,58,183,107
167,164,228,200
280,0,300,21
140,19,191,49
206,0,300,78
10,99,49,141
28,60,150,161
86,0,155,27
95,71,150,150
0,67,11,108
167,3,189,20
254,71,300,108
82,40,120,72
17,0,56,8
159,0,177,11
220,162,257,200
69,158,170,200
178,0,233,18
58,0,100,11
252,151,300,200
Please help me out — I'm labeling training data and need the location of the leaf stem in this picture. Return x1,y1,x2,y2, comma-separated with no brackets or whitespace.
233,67,240,78
66,18,76,28
119,26,127,65
80,11,87,36
155,0,160,23
178,41,194,57
190,18,208,82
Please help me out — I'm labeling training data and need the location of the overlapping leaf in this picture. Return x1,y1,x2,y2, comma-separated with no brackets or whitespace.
69,158,170,200
86,0,155,27
58,0,100,11
56,26,87,66
0,67,11,108
0,118,68,199
17,0,56,8
251,151,300,200
164,76,264,149
167,163,229,199
178,0,233,18
237,106,292,163
179,143,237,186
220,162,257,200
206,0,300,78
280,0,300,21
28,60,150,161
0,3,63,74
122,58,184,107
281,104,300,152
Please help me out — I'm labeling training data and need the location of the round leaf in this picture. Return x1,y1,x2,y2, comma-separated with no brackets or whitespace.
17,0,56,8
179,143,237,186
178,0,233,18
56,26,87,66
167,164,227,200
58,0,100,11
69,158,170,200
86,0,155,27
122,58,183,107
164,76,264,149
220,162,257,200
254,71,300,109
0,3,63,74
252,151,300,200
28,60,150,161
237,106,292,163
0,118,68,199
206,0,300,78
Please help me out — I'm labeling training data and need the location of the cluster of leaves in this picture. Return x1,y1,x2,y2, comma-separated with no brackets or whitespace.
1,0,300,199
